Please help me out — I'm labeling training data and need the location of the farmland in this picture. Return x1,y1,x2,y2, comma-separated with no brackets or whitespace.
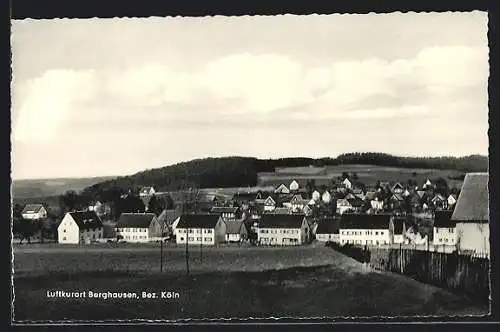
257,164,465,189
13,244,488,321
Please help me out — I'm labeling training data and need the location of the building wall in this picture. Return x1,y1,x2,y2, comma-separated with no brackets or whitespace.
316,233,340,243
339,228,391,246
22,207,48,220
80,227,104,243
176,228,216,245
226,233,241,242
433,227,457,246
393,234,405,244
148,217,163,237
117,227,150,242
58,214,80,244
258,227,303,245
456,222,489,256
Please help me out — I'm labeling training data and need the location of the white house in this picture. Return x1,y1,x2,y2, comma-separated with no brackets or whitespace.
289,180,299,192
257,214,310,246
322,190,332,204
342,178,352,189
116,213,162,243
21,204,48,220
290,194,308,212
452,173,489,257
315,218,340,243
57,211,104,244
176,214,226,245
312,190,321,201
423,179,433,189
392,183,404,194
139,186,156,197
392,217,407,244
433,210,456,247
336,199,353,215
263,196,277,212
370,199,384,212
225,219,248,242
210,206,239,221
339,214,394,246
274,184,290,194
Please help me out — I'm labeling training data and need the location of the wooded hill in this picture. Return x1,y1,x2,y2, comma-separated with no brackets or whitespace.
81,153,487,198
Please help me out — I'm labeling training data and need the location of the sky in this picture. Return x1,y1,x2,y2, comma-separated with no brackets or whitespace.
11,12,489,180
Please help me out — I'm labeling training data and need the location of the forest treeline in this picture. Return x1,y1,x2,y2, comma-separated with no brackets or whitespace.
80,153,487,198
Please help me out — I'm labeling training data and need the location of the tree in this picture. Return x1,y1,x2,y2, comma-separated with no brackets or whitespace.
13,203,24,218
164,194,175,210
59,190,79,213
434,177,449,196
341,172,349,180
13,218,38,244
351,172,359,181
148,195,166,216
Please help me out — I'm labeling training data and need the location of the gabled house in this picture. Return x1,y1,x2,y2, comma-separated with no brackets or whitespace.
370,199,384,212
336,199,353,215
58,211,103,244
195,193,222,212
433,210,456,247
339,214,394,246
139,186,156,197
364,191,376,201
210,206,240,221
392,182,404,194
263,195,277,212
21,204,48,220
312,190,321,202
289,180,300,192
157,208,182,237
175,214,226,245
225,219,248,242
290,194,309,212
315,217,341,243
423,179,433,189
116,213,162,242
274,184,290,194
302,204,313,216
402,189,411,197
345,193,355,200
416,190,426,199
392,217,407,244
452,173,489,257
342,178,352,190
431,194,447,210
257,214,310,246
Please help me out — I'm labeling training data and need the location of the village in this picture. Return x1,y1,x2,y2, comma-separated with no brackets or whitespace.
14,171,490,259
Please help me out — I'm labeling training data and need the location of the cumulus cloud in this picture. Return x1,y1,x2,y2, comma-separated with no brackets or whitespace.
12,69,96,143
11,45,488,143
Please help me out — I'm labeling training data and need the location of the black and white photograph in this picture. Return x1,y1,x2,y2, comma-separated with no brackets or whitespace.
11,11,490,322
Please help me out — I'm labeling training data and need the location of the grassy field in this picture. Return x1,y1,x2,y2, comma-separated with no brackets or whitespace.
258,165,464,189
13,244,488,321
12,176,115,199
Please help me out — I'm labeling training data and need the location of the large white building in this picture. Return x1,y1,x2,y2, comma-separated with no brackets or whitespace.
339,213,394,246
57,211,104,244
257,214,310,246
21,204,48,220
116,213,163,243
176,214,226,245
452,173,489,257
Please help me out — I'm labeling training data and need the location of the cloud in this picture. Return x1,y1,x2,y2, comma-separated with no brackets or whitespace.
11,45,488,144
12,69,96,143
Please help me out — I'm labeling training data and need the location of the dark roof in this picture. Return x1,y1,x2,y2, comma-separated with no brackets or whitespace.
177,214,221,228
266,207,292,214
451,173,489,222
22,204,44,214
117,213,156,228
68,211,103,230
392,217,406,234
316,218,340,234
225,220,246,234
434,210,455,228
210,206,238,214
340,213,391,229
232,192,258,202
258,214,305,229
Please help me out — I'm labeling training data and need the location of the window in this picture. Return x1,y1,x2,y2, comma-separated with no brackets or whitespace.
445,238,449,242
180,237,184,241
207,229,213,234
375,231,379,235
449,228,454,233
439,238,442,242
436,228,439,233
188,237,194,241
197,237,202,241
93,234,96,239
204,237,211,242
380,231,384,235
63,229,66,233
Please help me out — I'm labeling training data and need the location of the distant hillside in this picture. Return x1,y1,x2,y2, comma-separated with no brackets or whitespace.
12,176,116,199
81,153,487,198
